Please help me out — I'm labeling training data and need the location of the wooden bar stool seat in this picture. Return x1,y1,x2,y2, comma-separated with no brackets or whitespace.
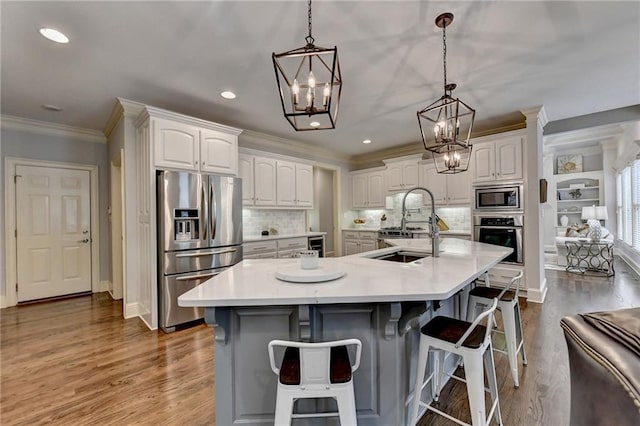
268,339,362,426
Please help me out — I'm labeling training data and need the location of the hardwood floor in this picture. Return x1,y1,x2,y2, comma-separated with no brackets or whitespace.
1,259,639,426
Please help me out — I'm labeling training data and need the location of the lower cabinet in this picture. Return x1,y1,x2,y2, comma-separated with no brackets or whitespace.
243,241,278,259
343,231,378,255
243,237,308,259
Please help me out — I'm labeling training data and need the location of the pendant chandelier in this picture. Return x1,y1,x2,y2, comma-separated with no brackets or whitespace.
272,0,342,131
417,12,475,174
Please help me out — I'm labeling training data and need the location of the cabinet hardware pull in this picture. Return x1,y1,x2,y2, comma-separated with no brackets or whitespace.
175,248,237,258
176,272,219,281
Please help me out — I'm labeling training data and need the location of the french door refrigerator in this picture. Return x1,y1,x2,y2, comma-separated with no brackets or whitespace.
157,171,243,332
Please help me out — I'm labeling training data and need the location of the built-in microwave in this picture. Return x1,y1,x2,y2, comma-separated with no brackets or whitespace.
475,184,523,211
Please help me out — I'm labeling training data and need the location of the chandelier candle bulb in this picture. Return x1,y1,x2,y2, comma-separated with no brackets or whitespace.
292,79,300,104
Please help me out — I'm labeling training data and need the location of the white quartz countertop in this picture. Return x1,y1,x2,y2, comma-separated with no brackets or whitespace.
179,239,511,308
243,232,326,243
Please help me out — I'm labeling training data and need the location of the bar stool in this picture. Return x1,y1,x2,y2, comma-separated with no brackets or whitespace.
467,271,527,388
409,298,502,426
268,339,362,426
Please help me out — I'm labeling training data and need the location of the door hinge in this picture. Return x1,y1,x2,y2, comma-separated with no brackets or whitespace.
15,229,17,238
15,282,18,292
14,174,22,183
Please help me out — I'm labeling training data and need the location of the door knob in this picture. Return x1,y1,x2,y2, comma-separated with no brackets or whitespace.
82,230,89,234
78,238,89,243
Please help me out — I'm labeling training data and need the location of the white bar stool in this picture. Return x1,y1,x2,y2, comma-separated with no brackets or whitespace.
467,271,527,388
268,339,362,426
409,298,503,426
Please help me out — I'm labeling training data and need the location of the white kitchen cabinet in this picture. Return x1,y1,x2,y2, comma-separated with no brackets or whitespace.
472,136,523,183
152,116,239,175
200,128,238,175
351,169,386,209
238,154,255,206
384,157,421,191
276,161,314,208
154,118,199,171
342,230,378,255
254,157,277,206
419,163,470,205
277,237,308,258
243,240,278,259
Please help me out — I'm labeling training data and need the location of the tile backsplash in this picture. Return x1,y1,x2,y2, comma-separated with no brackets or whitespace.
243,209,306,236
354,192,471,231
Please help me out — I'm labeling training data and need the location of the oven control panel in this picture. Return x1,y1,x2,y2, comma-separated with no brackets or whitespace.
480,217,517,226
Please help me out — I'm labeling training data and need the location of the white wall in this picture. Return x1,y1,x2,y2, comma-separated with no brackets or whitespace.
1,126,110,303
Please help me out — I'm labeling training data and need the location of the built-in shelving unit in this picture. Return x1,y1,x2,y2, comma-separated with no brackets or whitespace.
553,171,603,230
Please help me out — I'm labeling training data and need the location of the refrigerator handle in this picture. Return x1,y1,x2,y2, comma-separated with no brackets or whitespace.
210,182,217,240
201,183,207,241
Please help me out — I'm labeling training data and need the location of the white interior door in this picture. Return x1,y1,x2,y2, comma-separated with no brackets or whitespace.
16,165,92,302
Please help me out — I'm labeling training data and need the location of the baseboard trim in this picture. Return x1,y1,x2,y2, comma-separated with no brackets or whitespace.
124,302,141,319
98,280,110,293
618,252,640,277
138,313,156,331
527,277,548,303
0,294,6,309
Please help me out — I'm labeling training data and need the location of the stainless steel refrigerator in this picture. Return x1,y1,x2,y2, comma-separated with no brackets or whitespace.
157,171,243,332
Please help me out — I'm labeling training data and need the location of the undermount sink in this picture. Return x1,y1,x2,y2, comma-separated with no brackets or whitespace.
370,251,430,263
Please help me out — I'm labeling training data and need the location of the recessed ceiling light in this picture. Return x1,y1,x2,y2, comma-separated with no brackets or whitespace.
362,139,372,144
42,104,63,111
220,91,236,99
39,28,69,44
310,121,321,127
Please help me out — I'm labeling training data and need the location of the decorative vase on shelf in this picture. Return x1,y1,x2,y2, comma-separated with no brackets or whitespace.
560,215,569,227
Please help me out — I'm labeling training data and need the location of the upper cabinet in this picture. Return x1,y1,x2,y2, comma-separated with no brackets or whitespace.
276,161,313,208
419,163,471,205
253,157,277,206
240,153,313,209
152,114,241,175
472,135,523,183
351,169,386,209
384,156,421,191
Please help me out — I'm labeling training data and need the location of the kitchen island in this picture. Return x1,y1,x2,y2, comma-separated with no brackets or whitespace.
179,239,511,425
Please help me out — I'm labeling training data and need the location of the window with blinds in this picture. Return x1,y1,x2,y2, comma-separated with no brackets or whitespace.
632,160,640,251
616,159,640,253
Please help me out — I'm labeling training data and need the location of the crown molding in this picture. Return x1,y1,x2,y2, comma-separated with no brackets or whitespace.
349,142,423,169
1,115,106,144
135,104,243,135
240,129,351,164
544,123,626,149
521,105,548,129
103,98,146,138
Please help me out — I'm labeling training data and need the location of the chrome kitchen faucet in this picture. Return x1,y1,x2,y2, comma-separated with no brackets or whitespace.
401,187,440,257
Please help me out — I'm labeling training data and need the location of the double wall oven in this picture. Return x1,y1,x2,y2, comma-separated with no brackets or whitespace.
473,183,524,265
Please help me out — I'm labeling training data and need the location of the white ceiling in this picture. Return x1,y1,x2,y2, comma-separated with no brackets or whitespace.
2,1,639,157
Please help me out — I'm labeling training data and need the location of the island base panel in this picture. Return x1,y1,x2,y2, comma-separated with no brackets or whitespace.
206,298,458,425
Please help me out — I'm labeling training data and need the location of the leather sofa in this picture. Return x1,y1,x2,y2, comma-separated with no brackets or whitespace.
561,308,640,425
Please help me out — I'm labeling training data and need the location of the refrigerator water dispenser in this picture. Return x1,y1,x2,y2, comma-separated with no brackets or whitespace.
174,209,199,241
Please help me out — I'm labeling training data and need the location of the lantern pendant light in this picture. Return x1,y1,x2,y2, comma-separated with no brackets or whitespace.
272,0,342,131
417,12,475,174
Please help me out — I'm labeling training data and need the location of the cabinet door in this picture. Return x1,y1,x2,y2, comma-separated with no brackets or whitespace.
344,240,360,256
446,172,471,204
153,118,199,171
402,161,420,188
295,164,314,208
367,172,386,207
360,240,377,253
238,155,254,206
200,129,238,175
352,174,368,209
472,144,495,182
495,137,523,181
420,165,447,204
276,161,296,206
254,157,277,206
386,163,404,191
